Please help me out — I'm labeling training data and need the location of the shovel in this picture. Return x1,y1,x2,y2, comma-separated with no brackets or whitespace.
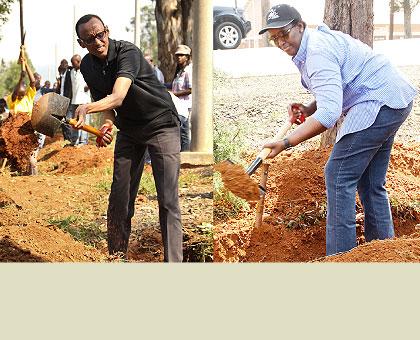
31,92,103,138
215,120,293,201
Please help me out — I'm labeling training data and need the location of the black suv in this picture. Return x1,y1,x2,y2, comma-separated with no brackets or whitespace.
213,6,252,50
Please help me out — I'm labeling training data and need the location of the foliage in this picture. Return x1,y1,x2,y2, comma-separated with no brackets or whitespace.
127,4,158,62
179,171,199,188
183,223,213,262
0,0,14,32
390,197,420,219
213,118,251,220
48,215,107,247
139,171,157,196
213,119,250,165
213,172,250,222
391,0,420,12
0,58,35,97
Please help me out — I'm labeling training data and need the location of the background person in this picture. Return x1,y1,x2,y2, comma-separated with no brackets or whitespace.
172,44,192,151
6,57,36,115
69,54,92,146
144,53,165,84
259,4,417,256
56,58,79,146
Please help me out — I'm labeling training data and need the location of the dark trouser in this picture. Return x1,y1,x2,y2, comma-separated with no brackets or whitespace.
107,123,183,262
61,104,79,145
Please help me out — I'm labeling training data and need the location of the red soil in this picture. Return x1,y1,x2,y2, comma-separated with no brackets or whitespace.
214,143,420,262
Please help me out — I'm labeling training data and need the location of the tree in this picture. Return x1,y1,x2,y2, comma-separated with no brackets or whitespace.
127,4,159,62
389,0,396,40
392,0,420,38
320,0,374,147
0,0,15,40
0,58,35,97
155,0,193,81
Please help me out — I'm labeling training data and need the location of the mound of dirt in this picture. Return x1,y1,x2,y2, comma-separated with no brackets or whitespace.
214,143,420,262
0,225,107,262
321,233,420,262
38,140,114,174
0,113,38,173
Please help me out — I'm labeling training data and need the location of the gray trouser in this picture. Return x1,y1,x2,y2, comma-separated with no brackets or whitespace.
107,123,183,262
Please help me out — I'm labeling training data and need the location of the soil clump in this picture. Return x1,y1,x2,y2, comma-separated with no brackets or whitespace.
0,113,38,174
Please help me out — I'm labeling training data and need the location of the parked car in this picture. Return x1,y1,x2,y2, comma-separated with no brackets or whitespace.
213,6,251,50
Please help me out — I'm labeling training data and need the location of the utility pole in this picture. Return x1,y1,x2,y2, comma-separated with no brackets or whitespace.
134,0,141,47
73,5,77,55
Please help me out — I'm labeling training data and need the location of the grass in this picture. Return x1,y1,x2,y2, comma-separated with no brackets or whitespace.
213,172,249,222
179,171,199,188
390,197,420,219
183,223,214,262
48,215,106,247
213,119,251,221
139,171,156,196
286,201,328,229
213,119,250,165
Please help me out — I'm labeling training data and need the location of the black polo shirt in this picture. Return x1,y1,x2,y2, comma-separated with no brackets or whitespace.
80,38,179,131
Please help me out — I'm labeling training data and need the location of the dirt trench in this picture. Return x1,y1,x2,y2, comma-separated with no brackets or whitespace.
214,143,420,262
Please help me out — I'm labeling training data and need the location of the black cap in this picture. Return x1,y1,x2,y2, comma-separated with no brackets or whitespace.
258,4,302,35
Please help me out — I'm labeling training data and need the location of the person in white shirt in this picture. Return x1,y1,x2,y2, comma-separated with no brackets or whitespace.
69,54,92,145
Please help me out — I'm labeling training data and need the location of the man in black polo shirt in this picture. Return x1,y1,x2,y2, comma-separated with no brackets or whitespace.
74,14,182,262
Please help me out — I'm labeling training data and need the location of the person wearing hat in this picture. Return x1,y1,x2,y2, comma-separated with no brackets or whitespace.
74,14,183,262
259,4,417,256
172,44,193,151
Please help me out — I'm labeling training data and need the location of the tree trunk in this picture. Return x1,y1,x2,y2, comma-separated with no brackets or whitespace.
403,0,412,38
320,0,374,147
155,0,193,82
261,0,271,47
389,0,395,40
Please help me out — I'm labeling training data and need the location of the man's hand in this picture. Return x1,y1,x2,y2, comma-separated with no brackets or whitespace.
96,123,113,147
74,104,89,127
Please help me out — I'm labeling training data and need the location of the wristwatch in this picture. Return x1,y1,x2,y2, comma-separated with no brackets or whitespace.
283,137,292,150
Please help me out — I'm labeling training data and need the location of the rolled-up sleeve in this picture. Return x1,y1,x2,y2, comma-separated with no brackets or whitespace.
306,52,343,128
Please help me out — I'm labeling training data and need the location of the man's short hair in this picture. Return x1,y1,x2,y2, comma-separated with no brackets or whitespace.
75,14,105,38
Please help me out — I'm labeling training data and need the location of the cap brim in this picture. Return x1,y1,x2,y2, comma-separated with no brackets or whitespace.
258,19,294,35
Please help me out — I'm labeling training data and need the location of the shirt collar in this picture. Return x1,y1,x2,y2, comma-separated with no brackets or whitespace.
292,27,309,66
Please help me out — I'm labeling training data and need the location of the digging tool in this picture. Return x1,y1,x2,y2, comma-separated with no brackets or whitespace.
19,0,25,71
31,92,104,139
215,111,306,202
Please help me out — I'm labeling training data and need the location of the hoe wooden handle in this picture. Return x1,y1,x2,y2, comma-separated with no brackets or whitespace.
257,121,293,160
68,118,104,138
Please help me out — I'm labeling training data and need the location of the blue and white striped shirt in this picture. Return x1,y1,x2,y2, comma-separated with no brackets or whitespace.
292,24,417,141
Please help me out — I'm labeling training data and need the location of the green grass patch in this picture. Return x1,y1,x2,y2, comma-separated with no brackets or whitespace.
139,171,156,196
179,171,199,188
213,172,249,222
390,197,420,219
48,215,106,247
213,119,250,165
